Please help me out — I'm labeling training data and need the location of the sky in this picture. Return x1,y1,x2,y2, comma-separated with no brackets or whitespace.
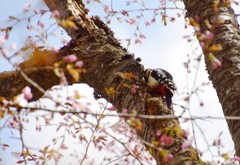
0,0,237,164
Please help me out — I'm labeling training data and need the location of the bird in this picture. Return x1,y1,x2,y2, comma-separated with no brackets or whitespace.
144,68,177,109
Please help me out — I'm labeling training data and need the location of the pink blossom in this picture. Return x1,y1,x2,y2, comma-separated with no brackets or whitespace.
0,36,5,44
37,20,45,28
11,42,16,50
181,137,193,149
159,0,166,7
155,130,162,136
4,33,9,40
22,86,33,100
14,94,28,107
71,102,81,111
51,10,60,18
40,9,47,15
182,129,189,139
2,49,8,57
108,106,116,111
170,17,175,22
60,144,68,149
51,46,58,52
131,84,139,93
23,1,31,13
75,61,84,68
131,88,136,93
145,21,151,26
63,54,77,63
212,58,222,70
1,144,9,150
164,153,173,162
104,5,109,14
135,39,142,44
151,18,156,23
122,108,128,113
204,30,214,40
200,42,205,47
27,25,35,31
127,19,136,25
122,10,128,16
159,135,174,146
10,121,18,129
62,38,70,45
59,111,66,116
194,26,200,32
106,20,111,24
139,34,146,39
230,156,240,162
213,139,222,146
79,134,87,142
209,53,222,70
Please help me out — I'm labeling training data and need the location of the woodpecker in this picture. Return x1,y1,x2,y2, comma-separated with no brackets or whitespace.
144,68,177,109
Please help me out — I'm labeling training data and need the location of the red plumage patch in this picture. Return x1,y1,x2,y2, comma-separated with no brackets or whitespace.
152,85,166,97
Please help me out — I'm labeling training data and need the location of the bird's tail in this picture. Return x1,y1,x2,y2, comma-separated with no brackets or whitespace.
166,90,173,109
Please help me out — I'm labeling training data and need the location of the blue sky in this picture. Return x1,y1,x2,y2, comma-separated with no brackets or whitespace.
0,0,236,164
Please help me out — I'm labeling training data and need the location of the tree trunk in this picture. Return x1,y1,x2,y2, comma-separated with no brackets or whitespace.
183,0,240,156
0,0,204,164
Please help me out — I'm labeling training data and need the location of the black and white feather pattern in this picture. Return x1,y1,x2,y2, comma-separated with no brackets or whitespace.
149,68,177,93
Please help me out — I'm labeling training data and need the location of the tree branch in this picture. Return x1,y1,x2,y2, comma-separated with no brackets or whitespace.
183,0,240,156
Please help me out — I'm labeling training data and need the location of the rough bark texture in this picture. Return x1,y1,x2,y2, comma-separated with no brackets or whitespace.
183,0,240,156
0,0,203,164
0,70,59,100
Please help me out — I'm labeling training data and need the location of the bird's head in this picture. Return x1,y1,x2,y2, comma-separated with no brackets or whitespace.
144,68,152,82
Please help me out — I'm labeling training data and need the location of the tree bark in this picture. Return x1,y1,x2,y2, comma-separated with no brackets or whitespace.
0,0,204,164
183,0,240,156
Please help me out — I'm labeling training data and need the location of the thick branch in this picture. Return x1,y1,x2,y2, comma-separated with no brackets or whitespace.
183,0,240,156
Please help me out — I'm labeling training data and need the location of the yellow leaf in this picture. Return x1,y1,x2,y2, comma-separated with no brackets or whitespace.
66,63,74,70
190,149,198,160
39,156,44,160
148,147,153,155
123,83,131,88
204,19,212,29
19,46,58,68
162,15,166,25
208,52,215,63
8,109,14,115
135,119,142,133
125,72,137,80
47,150,55,160
54,68,61,77
68,69,80,82
213,0,220,13
159,149,168,157
210,44,222,51
152,141,159,146
189,17,199,27
0,110,4,118
221,153,229,160
173,125,182,137
43,145,49,155
115,72,137,80
115,72,124,78
21,46,31,51
105,87,119,96
65,20,78,30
